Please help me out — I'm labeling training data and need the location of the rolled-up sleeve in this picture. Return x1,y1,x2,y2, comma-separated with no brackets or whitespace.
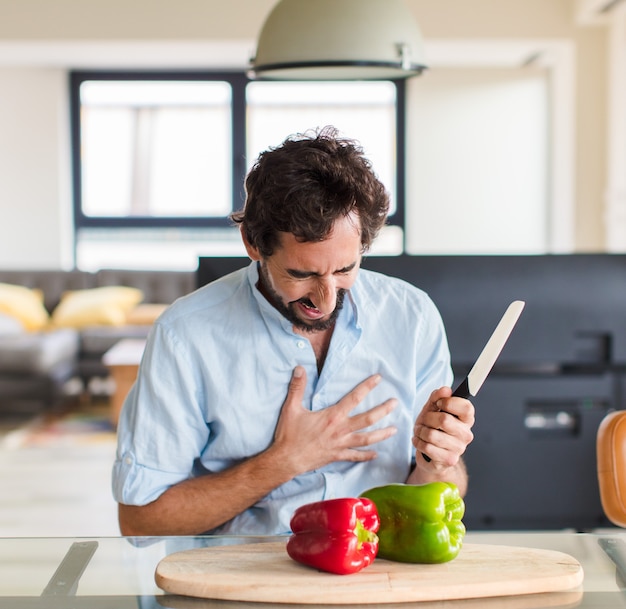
112,322,209,506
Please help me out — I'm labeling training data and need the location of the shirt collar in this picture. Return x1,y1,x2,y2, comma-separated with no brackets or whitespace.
245,261,294,334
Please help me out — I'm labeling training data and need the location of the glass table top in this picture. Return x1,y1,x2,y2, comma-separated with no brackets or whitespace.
1,531,626,608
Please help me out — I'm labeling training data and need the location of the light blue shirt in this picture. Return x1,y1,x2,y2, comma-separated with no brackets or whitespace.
112,261,453,534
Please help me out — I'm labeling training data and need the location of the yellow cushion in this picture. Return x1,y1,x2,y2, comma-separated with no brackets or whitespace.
0,282,49,331
125,303,168,325
51,286,144,329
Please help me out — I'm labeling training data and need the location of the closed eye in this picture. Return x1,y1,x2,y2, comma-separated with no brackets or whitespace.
287,262,357,279
287,270,315,280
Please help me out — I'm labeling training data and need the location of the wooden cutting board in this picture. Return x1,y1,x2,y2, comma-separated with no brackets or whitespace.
155,541,583,604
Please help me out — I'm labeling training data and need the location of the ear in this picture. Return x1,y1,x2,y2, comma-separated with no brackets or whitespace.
240,225,262,262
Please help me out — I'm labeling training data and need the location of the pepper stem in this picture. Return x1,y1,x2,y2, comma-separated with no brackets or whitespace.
354,518,378,547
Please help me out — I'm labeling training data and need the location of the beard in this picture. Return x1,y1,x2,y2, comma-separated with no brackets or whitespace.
257,262,346,333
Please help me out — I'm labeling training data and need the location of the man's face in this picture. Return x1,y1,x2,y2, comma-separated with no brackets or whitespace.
254,214,363,333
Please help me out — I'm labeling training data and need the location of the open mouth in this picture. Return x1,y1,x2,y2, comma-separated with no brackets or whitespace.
296,299,323,319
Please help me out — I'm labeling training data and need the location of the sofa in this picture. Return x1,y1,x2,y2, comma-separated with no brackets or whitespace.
0,268,195,416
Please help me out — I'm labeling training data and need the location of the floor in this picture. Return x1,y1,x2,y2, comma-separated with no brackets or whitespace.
0,398,120,538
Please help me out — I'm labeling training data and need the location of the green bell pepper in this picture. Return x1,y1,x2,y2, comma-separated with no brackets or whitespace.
360,481,465,564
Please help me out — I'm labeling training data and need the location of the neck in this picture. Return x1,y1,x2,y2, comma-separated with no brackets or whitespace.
295,324,335,373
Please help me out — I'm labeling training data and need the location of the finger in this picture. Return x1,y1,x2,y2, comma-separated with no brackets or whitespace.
426,409,470,435
350,424,398,448
416,411,474,446
412,429,432,461
427,425,473,452
336,448,379,463
420,446,459,468
347,398,397,432
337,374,382,414
438,397,475,424
428,386,452,407
413,430,452,466
414,424,473,463
284,366,307,406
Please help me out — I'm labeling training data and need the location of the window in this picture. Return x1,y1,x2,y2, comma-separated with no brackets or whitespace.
70,72,405,270
79,80,232,219
246,81,398,214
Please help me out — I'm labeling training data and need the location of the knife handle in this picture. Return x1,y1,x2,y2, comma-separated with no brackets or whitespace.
422,377,470,461
452,377,470,399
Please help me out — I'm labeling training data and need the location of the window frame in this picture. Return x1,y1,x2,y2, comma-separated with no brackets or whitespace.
69,70,406,233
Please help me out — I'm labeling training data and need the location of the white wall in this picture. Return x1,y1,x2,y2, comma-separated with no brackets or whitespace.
0,0,615,268
0,68,73,268
406,68,548,254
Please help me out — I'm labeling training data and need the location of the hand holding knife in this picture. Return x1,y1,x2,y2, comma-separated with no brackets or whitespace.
422,300,525,462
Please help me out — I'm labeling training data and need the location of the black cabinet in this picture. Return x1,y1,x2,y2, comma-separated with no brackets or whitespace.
362,253,626,530
199,254,626,530
461,373,616,530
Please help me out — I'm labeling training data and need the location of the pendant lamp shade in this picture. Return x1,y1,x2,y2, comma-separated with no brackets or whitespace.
250,0,427,80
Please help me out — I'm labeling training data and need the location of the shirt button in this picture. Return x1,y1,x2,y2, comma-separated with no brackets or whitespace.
124,455,132,465
296,340,306,349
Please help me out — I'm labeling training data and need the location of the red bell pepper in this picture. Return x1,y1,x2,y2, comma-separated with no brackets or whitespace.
286,497,380,575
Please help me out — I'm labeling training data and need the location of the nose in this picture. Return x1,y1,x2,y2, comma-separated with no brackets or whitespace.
313,276,337,315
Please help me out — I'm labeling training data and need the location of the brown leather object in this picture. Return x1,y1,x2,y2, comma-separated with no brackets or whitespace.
597,410,626,527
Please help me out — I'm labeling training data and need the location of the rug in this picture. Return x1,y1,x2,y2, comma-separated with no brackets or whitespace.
0,403,116,450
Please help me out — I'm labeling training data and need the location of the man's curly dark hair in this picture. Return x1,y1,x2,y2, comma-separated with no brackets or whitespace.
230,126,390,258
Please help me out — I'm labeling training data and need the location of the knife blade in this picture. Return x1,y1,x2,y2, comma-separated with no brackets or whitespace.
452,299,525,398
422,299,525,462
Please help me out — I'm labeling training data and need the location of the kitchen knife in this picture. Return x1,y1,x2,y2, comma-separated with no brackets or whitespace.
451,299,525,399
422,299,525,462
